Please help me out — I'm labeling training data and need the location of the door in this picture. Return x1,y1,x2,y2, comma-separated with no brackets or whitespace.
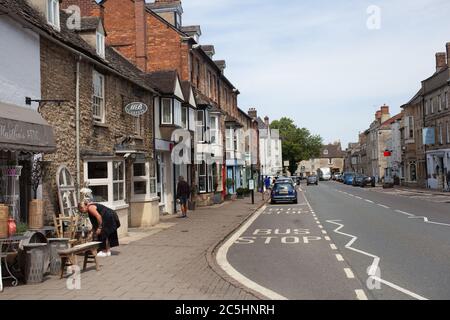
157,153,165,207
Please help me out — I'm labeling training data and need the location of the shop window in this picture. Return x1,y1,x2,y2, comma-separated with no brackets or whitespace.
84,160,126,207
198,161,207,193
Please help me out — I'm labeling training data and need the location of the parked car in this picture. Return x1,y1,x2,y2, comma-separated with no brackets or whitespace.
361,176,376,187
353,174,365,187
271,182,298,204
343,173,355,185
307,175,319,186
333,173,342,181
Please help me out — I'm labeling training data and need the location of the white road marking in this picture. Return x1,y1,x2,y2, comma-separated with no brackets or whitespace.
377,204,390,209
216,205,288,300
344,268,355,279
324,236,331,241
365,199,374,204
330,244,337,250
326,219,428,300
335,254,344,261
321,230,327,234
355,196,363,200
355,290,368,300
395,210,414,217
318,225,323,229
316,220,320,224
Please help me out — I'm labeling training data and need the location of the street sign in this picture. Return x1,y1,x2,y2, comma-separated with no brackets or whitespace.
125,102,148,117
249,180,255,190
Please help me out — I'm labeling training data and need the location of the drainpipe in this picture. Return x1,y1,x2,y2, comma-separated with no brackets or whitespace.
76,56,81,200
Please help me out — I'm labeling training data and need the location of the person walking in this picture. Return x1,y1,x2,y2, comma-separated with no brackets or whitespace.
176,176,191,218
78,200,121,257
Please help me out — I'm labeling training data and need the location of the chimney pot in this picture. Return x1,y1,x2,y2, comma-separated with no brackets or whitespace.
446,43,450,68
248,108,257,119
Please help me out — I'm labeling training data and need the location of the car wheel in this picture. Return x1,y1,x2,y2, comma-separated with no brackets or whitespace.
294,199,298,204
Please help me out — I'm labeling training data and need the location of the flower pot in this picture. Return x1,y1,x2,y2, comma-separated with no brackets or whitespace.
28,199,44,230
8,217,16,237
0,204,8,238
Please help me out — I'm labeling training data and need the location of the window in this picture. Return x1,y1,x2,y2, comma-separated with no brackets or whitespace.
208,163,213,193
198,161,207,193
425,100,429,115
84,160,126,206
207,71,212,97
132,161,157,200
174,100,182,127
96,31,105,58
189,108,195,131
323,149,329,155
181,107,188,129
446,92,449,110
405,116,414,140
439,95,443,112
161,98,172,124
210,115,219,144
113,161,125,202
226,128,233,150
196,59,201,87
196,110,205,142
447,122,450,144
92,71,105,123
47,0,60,30
439,124,443,145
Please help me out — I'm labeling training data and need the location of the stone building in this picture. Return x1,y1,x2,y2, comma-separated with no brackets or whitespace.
72,0,245,207
9,0,161,235
298,142,344,177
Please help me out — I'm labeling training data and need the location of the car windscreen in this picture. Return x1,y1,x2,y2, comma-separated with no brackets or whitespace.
273,183,294,192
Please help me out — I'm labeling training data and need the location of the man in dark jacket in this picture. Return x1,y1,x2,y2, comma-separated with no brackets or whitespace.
176,176,191,218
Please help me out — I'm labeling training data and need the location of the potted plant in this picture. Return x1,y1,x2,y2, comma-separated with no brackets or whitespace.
28,158,44,229
236,188,245,199
188,184,197,211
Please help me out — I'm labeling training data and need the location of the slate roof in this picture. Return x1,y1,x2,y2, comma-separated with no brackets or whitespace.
79,16,101,32
320,143,345,159
146,71,178,95
146,1,182,10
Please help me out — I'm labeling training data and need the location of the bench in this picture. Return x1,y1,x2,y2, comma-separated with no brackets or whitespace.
57,241,102,279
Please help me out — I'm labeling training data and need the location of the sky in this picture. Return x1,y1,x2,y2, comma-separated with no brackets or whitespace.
177,0,450,147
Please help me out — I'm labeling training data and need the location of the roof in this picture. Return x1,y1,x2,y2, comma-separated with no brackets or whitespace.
78,16,101,32
181,25,201,35
0,0,158,94
256,117,268,129
401,88,423,109
380,112,403,129
146,70,178,95
320,143,344,159
237,107,252,121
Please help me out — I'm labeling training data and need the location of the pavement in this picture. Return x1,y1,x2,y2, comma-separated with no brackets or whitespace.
0,197,266,300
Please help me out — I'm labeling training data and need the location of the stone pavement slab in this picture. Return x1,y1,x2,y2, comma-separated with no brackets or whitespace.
0,197,266,300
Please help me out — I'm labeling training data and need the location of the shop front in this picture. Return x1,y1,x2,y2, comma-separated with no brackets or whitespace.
426,150,450,189
0,102,56,233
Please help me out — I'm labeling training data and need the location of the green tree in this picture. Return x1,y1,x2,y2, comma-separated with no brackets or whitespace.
270,117,323,174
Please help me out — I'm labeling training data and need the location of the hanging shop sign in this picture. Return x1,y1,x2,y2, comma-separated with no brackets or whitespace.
125,102,148,117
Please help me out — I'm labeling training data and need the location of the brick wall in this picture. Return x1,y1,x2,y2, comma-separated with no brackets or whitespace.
60,0,104,18
39,37,155,223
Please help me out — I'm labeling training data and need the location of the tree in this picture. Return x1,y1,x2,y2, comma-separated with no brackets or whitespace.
270,117,323,175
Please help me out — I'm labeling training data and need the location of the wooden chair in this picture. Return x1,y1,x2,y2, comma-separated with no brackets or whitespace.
58,241,102,278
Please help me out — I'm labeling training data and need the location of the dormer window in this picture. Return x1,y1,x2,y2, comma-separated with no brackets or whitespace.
96,31,105,58
174,12,182,29
47,0,60,30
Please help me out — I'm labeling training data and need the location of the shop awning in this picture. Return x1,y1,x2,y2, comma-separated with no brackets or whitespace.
0,102,56,153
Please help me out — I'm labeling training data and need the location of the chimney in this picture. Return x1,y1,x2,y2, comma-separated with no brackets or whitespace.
248,108,257,119
375,110,382,121
264,116,270,127
436,52,447,72
148,0,183,28
214,60,226,74
380,104,390,123
135,0,148,72
201,45,215,59
60,0,104,20
446,43,450,67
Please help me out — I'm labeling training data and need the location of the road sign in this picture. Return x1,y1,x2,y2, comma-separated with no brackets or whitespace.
249,180,255,190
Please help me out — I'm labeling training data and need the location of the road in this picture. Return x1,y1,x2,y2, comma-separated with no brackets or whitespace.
223,181,450,300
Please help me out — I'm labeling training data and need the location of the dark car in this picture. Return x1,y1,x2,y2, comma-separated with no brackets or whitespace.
353,174,365,187
271,182,298,204
307,175,318,186
361,176,376,187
